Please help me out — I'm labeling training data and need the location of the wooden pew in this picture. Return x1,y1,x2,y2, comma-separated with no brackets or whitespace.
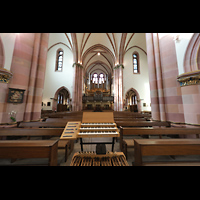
119,121,170,126
118,121,171,158
117,121,170,127
115,118,147,123
0,139,59,166
134,139,200,166
46,111,83,118
18,122,74,160
120,127,200,158
0,128,72,162
0,128,63,137
45,118,82,123
113,111,151,119
18,122,67,128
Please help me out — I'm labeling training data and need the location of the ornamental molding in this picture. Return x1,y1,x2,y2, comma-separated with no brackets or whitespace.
114,64,124,70
72,62,83,68
177,70,200,87
0,68,13,84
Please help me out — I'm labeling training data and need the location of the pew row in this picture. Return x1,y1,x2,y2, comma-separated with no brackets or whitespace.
0,128,73,162
113,111,151,119
18,122,67,128
116,121,170,128
118,121,171,158
115,118,147,123
0,140,59,166
120,127,200,158
134,139,200,166
45,118,82,123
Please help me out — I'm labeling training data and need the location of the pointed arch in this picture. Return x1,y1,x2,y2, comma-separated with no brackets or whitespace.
0,36,5,68
119,33,127,64
82,44,115,67
71,33,78,62
52,86,71,111
125,88,141,112
184,33,200,72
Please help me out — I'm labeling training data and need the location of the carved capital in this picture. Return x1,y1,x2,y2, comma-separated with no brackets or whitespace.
0,68,13,83
177,70,200,87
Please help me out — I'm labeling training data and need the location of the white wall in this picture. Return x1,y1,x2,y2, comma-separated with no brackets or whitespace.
0,33,16,70
123,47,151,111
158,33,194,75
42,42,74,110
174,33,194,75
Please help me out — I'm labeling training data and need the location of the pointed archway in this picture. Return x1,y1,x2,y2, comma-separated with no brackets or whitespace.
52,86,71,112
125,88,141,112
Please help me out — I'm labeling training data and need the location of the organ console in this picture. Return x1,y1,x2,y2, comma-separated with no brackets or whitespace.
70,151,129,166
60,112,120,151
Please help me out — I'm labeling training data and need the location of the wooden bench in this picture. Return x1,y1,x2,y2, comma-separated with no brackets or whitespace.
18,122,67,128
119,121,171,127
118,121,171,157
115,118,147,123
45,118,82,123
0,139,59,166
46,111,83,118
113,111,151,119
134,139,200,166
120,126,200,158
18,122,74,160
0,128,72,162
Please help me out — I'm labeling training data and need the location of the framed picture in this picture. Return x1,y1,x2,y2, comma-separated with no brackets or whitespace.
7,88,25,103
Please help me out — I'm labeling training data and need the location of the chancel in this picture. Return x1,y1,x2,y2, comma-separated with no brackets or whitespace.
0,33,200,166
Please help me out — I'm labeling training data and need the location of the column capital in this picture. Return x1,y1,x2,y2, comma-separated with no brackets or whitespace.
114,64,124,70
72,62,83,68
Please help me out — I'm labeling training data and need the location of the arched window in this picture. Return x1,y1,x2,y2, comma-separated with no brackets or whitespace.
133,52,139,74
92,73,98,84
99,73,104,84
56,49,64,71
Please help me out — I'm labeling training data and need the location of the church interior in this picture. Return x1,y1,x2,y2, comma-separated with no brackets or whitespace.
0,33,200,166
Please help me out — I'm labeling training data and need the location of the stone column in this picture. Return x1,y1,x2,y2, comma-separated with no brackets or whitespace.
118,66,123,111
24,33,41,121
72,64,78,111
152,33,166,121
32,33,49,120
146,33,160,120
114,67,118,111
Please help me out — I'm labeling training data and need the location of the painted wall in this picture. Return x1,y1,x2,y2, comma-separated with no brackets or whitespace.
42,41,74,111
123,47,151,111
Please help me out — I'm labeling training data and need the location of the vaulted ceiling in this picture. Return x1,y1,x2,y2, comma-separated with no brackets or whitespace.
49,33,146,76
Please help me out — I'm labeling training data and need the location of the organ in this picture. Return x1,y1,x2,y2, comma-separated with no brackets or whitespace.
60,112,120,151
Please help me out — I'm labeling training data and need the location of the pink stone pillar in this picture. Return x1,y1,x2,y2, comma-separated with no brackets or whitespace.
24,33,41,121
118,66,123,111
153,33,166,121
114,68,118,111
72,65,78,111
72,64,83,111
32,33,49,120
77,66,82,111
146,33,160,120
